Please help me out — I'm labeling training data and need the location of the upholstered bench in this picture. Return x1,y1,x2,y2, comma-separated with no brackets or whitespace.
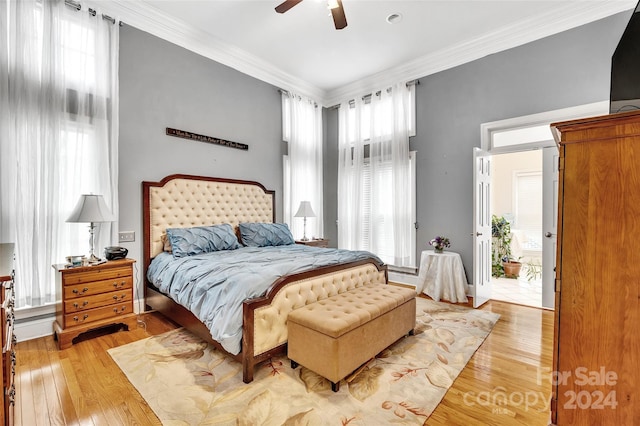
287,283,416,392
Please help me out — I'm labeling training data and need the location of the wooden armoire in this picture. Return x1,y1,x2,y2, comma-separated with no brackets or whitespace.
550,111,640,425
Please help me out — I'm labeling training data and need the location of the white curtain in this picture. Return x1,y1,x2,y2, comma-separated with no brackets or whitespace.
282,92,323,240
0,0,119,308
338,83,413,266
337,96,366,250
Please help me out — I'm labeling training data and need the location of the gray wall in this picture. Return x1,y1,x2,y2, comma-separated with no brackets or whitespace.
118,25,284,290
323,11,631,281
322,107,339,247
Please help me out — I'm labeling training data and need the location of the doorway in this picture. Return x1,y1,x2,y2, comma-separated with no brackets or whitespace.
474,100,609,309
491,150,543,308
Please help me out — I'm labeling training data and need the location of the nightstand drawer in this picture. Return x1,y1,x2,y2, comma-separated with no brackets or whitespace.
64,302,132,327
64,276,132,299
64,290,132,312
61,266,132,286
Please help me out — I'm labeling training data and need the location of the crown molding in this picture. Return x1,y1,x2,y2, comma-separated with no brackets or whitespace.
100,0,326,102
322,1,636,106
100,1,635,107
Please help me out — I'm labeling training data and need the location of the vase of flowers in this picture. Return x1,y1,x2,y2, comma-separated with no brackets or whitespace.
429,236,450,253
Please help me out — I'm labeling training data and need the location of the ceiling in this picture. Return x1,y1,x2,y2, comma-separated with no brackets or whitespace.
109,0,636,105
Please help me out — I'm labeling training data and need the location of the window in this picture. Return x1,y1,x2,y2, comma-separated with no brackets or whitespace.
514,171,543,251
359,152,417,266
1,1,119,310
338,83,416,268
281,92,323,240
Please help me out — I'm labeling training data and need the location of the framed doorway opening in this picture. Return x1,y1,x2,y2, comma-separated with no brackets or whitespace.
474,101,608,309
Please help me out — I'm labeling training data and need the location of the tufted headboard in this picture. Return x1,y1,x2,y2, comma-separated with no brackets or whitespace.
142,174,275,280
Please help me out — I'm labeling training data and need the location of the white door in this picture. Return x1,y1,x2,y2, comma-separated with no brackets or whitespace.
542,146,559,308
473,148,492,308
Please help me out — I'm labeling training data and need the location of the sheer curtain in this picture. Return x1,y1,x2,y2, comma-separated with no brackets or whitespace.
338,83,414,267
337,97,366,250
0,0,119,309
282,92,323,240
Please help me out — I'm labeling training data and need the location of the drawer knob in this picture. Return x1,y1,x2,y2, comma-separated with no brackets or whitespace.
113,306,126,313
73,314,89,322
72,287,89,294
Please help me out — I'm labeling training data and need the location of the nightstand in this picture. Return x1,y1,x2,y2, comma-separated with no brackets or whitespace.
295,239,329,248
53,258,137,349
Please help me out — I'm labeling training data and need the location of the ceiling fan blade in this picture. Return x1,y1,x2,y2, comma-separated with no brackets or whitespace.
275,0,303,14
331,0,347,29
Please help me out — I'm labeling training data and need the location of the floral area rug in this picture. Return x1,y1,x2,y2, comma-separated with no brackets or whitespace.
108,297,499,425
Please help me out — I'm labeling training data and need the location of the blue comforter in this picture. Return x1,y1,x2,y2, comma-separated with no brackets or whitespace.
147,245,382,354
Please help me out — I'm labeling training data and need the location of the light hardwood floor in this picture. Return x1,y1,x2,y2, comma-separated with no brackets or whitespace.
13,299,553,425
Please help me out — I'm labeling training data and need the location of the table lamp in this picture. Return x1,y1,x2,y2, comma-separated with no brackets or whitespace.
294,201,316,241
67,194,115,263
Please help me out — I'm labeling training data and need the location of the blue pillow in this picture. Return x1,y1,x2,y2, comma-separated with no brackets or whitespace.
166,224,241,258
239,222,295,247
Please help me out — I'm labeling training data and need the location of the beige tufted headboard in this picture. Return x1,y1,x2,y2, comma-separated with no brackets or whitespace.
142,174,275,279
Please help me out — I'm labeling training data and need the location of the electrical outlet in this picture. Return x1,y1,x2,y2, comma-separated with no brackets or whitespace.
119,231,135,242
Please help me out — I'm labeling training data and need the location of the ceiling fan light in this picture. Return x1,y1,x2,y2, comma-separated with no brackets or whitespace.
327,0,339,10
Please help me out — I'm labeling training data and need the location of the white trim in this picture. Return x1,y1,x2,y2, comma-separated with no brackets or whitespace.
323,2,635,106
15,315,55,342
101,0,324,102
14,303,56,321
390,271,472,297
481,101,610,153
388,271,420,288
98,1,634,107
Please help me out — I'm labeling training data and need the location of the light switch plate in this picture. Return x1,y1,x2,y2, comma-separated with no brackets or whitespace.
118,231,135,242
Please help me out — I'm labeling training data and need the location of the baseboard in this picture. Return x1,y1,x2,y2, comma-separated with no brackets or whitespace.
390,271,473,297
15,315,55,342
388,271,420,288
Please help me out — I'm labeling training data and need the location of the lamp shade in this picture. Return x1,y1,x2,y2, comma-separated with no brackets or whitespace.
66,194,115,223
294,201,316,218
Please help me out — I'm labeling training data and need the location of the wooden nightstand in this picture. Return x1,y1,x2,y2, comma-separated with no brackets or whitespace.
295,239,329,248
53,258,137,350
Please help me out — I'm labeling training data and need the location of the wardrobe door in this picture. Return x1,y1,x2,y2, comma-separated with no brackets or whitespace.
552,111,640,425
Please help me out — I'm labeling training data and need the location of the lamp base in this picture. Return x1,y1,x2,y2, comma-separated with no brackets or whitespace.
300,237,309,241
88,254,103,264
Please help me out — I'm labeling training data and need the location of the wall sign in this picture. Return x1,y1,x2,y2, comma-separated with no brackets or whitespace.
166,127,249,151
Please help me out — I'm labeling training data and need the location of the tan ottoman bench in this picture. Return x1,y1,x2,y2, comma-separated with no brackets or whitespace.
287,283,416,392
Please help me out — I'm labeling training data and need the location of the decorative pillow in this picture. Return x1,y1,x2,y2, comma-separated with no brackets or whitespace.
239,222,295,247
166,224,240,258
160,233,172,253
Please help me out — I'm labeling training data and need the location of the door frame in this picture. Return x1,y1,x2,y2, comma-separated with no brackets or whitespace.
476,101,608,308
480,101,609,152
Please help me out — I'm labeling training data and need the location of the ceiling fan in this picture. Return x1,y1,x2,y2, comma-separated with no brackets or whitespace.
275,0,348,30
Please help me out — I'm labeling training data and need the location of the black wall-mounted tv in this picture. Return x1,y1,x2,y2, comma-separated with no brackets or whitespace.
610,1,640,113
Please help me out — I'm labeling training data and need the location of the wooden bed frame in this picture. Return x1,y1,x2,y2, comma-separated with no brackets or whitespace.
142,174,387,383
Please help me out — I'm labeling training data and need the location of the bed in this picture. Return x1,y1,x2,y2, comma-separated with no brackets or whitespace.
143,174,387,383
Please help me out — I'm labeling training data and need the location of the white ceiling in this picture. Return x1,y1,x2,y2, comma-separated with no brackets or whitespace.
108,0,636,105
